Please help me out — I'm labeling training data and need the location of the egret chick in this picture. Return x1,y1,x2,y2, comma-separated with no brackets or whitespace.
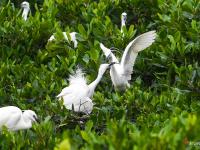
48,32,78,48
21,1,30,21
57,63,114,114
0,106,38,131
100,31,156,91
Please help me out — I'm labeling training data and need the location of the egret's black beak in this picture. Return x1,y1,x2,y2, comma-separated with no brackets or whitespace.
109,62,116,67
34,116,40,123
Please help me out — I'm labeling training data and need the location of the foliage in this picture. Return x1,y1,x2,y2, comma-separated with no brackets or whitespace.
0,0,200,149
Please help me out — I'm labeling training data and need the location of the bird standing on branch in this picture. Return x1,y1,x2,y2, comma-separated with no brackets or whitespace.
0,106,38,131
121,12,127,36
21,1,30,21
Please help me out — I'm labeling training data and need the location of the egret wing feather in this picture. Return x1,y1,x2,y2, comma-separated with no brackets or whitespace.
57,68,90,112
56,86,72,98
57,68,87,98
0,106,22,129
120,31,156,80
68,68,87,85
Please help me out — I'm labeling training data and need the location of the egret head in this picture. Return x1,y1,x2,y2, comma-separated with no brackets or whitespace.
21,1,30,9
23,110,38,123
121,12,127,24
100,43,111,58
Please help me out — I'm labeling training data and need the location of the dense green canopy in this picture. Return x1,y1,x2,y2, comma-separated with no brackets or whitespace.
0,0,200,149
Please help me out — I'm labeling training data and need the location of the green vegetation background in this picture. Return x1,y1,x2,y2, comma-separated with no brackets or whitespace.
0,0,200,149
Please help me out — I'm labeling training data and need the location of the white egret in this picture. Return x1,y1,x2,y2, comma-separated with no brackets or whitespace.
100,30,156,91
57,63,114,114
48,32,78,48
21,1,30,21
0,106,38,131
121,12,127,34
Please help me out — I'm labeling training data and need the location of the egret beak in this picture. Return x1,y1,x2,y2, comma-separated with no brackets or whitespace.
109,62,116,67
34,116,40,123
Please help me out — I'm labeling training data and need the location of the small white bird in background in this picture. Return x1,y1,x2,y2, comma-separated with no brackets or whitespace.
48,32,78,48
100,30,156,91
0,106,38,131
121,12,127,34
57,63,114,114
21,1,30,21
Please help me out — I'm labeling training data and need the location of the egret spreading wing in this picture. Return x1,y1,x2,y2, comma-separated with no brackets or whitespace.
120,31,156,80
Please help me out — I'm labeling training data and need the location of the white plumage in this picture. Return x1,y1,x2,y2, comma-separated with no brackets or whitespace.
0,106,38,131
100,30,156,91
57,64,113,114
21,1,30,21
48,32,78,48
121,12,127,34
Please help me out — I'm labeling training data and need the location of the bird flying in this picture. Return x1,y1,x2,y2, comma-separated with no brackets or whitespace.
0,106,38,131
57,63,114,114
21,1,30,21
100,30,156,91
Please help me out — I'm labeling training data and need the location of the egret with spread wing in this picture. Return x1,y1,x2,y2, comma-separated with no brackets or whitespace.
100,30,156,91
57,63,114,114
0,106,38,131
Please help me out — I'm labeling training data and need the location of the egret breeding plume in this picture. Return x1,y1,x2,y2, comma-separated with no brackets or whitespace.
21,1,30,21
121,12,127,34
57,63,114,114
48,32,78,48
0,106,38,131
100,31,156,91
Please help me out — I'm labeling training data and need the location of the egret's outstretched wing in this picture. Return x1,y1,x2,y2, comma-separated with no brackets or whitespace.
0,106,22,129
120,31,156,80
100,43,119,63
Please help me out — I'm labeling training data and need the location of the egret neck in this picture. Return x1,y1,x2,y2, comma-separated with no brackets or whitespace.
88,72,104,97
121,18,126,33
22,7,30,21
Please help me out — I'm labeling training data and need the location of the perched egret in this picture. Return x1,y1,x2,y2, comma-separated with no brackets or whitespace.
57,63,114,114
121,12,127,34
21,1,30,21
100,30,156,91
0,106,38,131
48,32,78,48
